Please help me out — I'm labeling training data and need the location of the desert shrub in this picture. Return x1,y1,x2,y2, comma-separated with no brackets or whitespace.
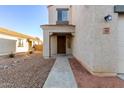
9,53,15,58
29,51,33,54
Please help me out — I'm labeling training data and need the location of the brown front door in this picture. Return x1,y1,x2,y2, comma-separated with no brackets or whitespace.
57,36,66,54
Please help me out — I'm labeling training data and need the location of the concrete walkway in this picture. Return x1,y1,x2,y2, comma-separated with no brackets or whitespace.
43,56,77,88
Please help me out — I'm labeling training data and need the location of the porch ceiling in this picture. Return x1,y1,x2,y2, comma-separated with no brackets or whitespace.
41,24,75,33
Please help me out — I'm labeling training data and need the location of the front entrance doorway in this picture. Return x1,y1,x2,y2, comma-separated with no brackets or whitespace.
57,36,66,54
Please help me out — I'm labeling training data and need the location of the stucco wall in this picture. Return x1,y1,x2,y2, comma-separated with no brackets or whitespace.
70,5,76,25
51,35,57,56
72,5,118,73
43,30,49,58
66,35,72,55
93,6,118,73
0,38,16,56
117,14,124,73
73,6,95,71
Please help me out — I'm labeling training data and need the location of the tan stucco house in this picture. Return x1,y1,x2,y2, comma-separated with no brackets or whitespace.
41,5,124,75
0,27,40,56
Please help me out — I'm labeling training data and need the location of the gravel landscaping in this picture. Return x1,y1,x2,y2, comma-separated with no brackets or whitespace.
69,58,124,88
0,52,55,88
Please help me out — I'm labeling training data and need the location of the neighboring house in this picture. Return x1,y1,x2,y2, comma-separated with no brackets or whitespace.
0,27,41,56
41,5,124,75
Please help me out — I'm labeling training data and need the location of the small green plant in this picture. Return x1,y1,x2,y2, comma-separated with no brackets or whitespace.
9,53,15,58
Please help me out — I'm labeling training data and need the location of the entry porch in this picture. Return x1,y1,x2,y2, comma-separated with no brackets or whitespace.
50,32,73,57
41,24,75,58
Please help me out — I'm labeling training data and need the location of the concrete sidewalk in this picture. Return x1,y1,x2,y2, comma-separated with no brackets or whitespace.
43,56,77,88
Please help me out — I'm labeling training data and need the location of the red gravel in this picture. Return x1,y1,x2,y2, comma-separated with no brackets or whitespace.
69,58,124,88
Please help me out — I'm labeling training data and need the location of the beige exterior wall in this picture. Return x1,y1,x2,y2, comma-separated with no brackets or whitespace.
50,35,57,56
72,6,95,71
43,30,49,58
66,35,72,55
93,6,118,73
72,5,118,73
117,14,124,73
70,5,76,25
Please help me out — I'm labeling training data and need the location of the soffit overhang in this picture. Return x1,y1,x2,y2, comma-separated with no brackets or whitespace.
114,5,124,13
41,24,75,33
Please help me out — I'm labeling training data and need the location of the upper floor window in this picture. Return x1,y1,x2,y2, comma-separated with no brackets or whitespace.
57,8,69,24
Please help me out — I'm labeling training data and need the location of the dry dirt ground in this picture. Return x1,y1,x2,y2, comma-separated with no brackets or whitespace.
0,52,55,88
69,58,124,88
